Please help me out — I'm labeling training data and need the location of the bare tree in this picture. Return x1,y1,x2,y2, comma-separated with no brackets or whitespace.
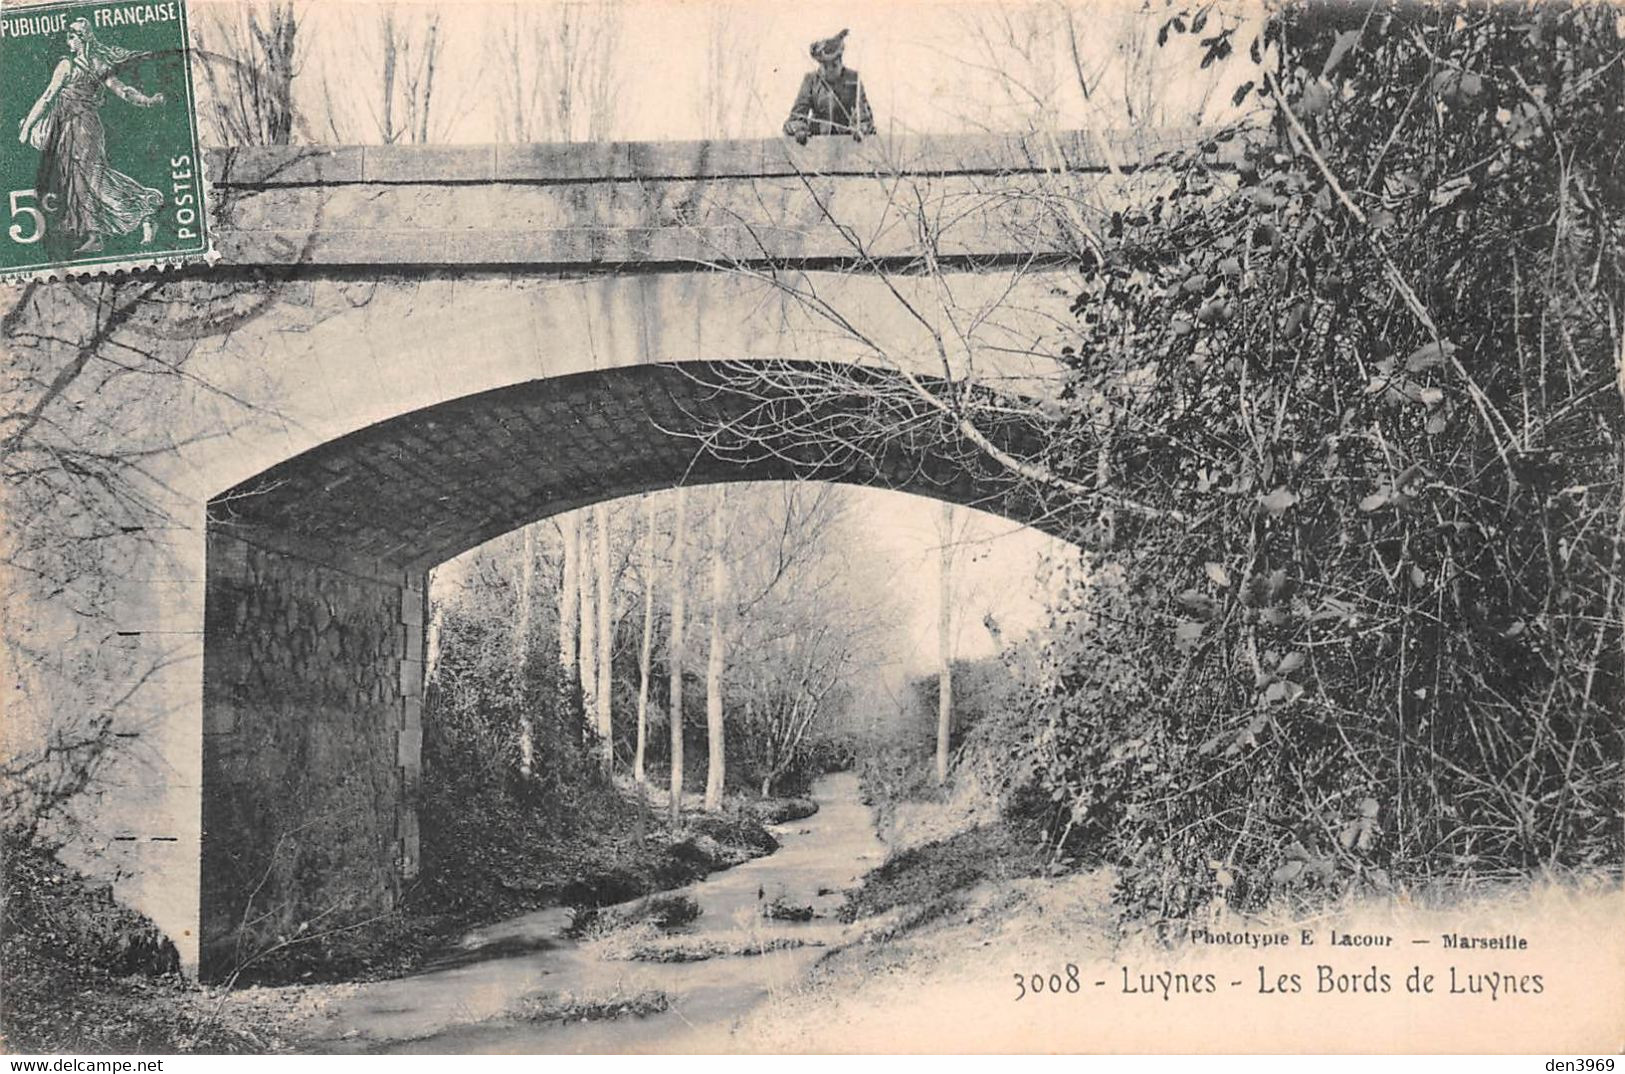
681,134,1208,549
632,496,656,785
319,6,456,145
948,4,1066,135
944,2,1228,141
717,484,896,796
557,514,580,713
703,488,729,809
592,501,613,771
739,624,850,798
667,488,689,821
1098,4,1225,127
935,502,954,785
578,510,599,739
488,0,621,143
196,0,302,146
424,576,444,686
697,3,765,139
515,527,536,777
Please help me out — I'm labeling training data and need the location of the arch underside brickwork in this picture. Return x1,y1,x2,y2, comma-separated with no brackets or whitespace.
212,361,1064,571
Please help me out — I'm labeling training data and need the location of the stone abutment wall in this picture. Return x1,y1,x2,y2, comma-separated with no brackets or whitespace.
200,526,424,979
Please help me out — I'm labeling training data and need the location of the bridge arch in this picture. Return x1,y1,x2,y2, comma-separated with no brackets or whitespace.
198,358,1060,976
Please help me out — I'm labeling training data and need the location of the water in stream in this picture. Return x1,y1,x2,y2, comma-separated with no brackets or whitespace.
305,770,884,1053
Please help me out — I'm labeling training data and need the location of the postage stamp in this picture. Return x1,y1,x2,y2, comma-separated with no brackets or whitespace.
0,0,208,280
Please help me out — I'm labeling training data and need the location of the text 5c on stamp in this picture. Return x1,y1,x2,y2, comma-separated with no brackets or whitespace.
1,0,208,280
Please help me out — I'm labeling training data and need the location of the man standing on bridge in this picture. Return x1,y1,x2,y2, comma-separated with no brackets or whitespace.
783,28,875,144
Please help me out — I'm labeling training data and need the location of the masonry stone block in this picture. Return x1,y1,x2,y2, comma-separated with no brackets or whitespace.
212,129,1231,270
494,140,628,181
397,727,422,774
399,658,422,699
363,144,495,183
207,145,364,185
400,588,423,627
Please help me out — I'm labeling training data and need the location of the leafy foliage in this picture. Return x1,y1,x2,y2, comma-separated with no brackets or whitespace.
1009,0,1623,920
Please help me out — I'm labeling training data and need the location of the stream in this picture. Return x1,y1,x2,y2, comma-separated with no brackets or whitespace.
302,770,885,1053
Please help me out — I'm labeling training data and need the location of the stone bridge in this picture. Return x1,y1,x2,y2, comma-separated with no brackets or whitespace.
38,127,1228,975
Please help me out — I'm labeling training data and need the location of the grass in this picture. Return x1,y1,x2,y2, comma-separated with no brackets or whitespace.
502,987,672,1024
762,896,815,922
588,921,820,963
565,891,702,939
839,820,1047,927
746,797,820,825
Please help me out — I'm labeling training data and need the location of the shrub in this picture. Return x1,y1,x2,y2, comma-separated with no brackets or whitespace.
1008,0,1623,919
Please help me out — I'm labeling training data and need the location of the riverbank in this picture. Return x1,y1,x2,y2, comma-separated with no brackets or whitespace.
224,781,812,988
282,771,882,1053
0,785,814,1053
12,773,1618,1054
723,816,1625,1053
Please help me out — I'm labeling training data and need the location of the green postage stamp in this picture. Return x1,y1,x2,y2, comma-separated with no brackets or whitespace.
0,0,208,280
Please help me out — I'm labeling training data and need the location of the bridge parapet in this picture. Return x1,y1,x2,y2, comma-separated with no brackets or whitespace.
207,127,1237,268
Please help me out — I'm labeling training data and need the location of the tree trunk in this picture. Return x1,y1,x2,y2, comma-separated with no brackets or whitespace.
668,489,689,822
558,514,579,711
379,12,397,143
516,527,536,777
593,501,613,773
936,502,954,786
264,5,297,145
703,490,728,810
579,512,598,745
633,496,655,785
416,17,439,145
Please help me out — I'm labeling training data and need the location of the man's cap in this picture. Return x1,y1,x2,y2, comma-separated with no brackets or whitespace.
810,28,849,61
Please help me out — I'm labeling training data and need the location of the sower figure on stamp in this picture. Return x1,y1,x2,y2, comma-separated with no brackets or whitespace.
783,28,876,144
17,18,166,254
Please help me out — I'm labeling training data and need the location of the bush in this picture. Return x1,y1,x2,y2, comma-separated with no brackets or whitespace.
2,830,179,979
1007,1,1623,920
